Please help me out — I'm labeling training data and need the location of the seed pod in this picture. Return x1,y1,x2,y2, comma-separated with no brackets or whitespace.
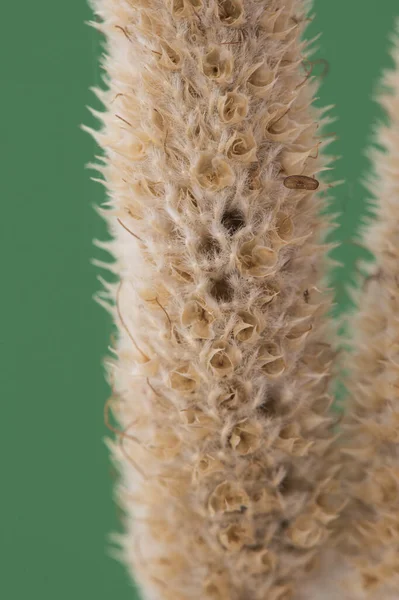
283,175,319,190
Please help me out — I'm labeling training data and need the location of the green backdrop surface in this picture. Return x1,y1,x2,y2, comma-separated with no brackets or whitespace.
1,1,398,598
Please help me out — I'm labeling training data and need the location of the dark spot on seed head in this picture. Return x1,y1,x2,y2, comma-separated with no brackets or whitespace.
221,208,245,235
198,235,222,257
210,276,234,302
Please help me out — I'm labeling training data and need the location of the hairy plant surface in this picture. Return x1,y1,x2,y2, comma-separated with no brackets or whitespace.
86,1,343,598
329,24,399,600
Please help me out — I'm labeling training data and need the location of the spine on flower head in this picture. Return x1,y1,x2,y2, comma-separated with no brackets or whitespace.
86,1,340,598
335,21,399,600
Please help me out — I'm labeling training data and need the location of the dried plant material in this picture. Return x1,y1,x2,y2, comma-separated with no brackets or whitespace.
202,46,234,82
287,514,327,549
193,454,224,481
285,319,313,349
192,152,235,191
233,310,262,343
86,0,340,598
283,174,320,190
274,212,294,244
275,423,313,457
150,430,182,460
247,63,275,95
334,25,399,599
207,340,241,377
203,574,231,599
208,481,250,515
181,297,215,339
257,342,286,379
218,521,253,552
250,549,278,574
229,419,262,455
269,584,294,600
218,91,249,124
128,131,151,160
237,238,278,277
217,0,245,27
212,381,249,411
251,487,281,514
170,0,202,18
281,149,313,176
225,130,257,163
157,41,182,70
169,364,199,394
221,208,246,234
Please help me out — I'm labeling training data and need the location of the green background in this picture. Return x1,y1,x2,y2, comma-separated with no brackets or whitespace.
1,1,398,598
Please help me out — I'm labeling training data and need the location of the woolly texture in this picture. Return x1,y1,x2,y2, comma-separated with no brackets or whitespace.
86,1,341,598
333,23,399,600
